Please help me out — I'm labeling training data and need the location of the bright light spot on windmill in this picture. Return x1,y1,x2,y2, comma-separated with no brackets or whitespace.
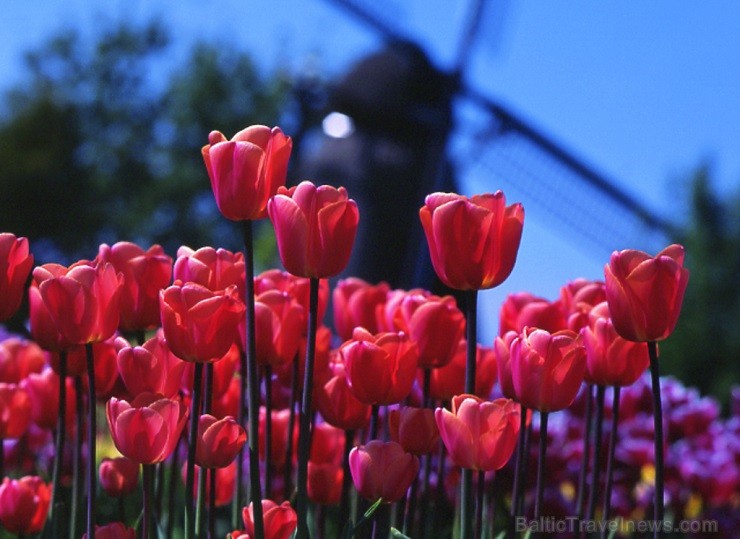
322,112,355,138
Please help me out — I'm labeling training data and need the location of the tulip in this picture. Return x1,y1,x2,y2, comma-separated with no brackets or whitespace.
202,125,292,221
32,260,123,345
510,328,586,413
21,369,76,431
308,461,343,505
332,277,390,340
349,440,419,503
499,292,567,335
238,499,298,539
117,332,187,398
493,331,518,400
0,233,33,322
0,383,32,440
252,289,304,367
97,242,173,333
195,414,247,469
604,244,689,343
419,191,524,290
389,406,440,456
559,278,606,332
341,327,418,406
159,282,245,363
309,422,345,465
255,269,330,332
106,393,188,464
99,457,139,497
582,302,650,387
0,476,50,534
316,372,371,431
426,339,497,401
268,180,359,279
435,395,520,471
0,338,45,383
174,245,245,296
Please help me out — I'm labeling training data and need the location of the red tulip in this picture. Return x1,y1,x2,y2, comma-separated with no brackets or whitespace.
0,476,50,534
510,328,586,413
202,125,292,221
316,372,371,431
239,499,298,539
0,233,33,322
0,383,32,439
392,290,465,368
426,339,497,401
389,406,440,456
97,242,173,332
117,332,187,398
341,327,418,406
106,393,188,464
255,269,330,332
349,440,419,503
582,302,650,387
493,331,518,400
308,461,343,505
32,260,123,345
21,368,76,431
0,338,45,383
83,522,136,539
258,408,298,472
195,414,247,468
187,462,237,507
559,278,606,332
174,246,245,296
268,180,359,279
309,422,345,465
252,289,304,367
28,274,69,352
159,282,245,362
435,394,520,471
604,244,690,342
419,191,524,290
498,292,566,335
332,277,390,340
99,457,139,497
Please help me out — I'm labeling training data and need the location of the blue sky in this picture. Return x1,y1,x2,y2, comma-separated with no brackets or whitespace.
1,1,738,340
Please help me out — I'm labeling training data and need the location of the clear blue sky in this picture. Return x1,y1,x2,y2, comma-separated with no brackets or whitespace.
2,1,738,340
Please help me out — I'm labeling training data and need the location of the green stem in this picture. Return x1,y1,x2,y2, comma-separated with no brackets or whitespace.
474,470,485,539
464,290,478,395
243,219,265,539
284,356,299,501
340,429,355,528
184,362,203,539
576,384,594,521
460,467,473,539
586,385,606,522
70,375,84,539
142,463,155,539
601,386,621,539
510,405,528,522
234,351,247,530
534,411,548,519
265,365,273,498
195,363,214,538
296,277,320,539
648,341,664,538
85,342,96,539
48,352,67,530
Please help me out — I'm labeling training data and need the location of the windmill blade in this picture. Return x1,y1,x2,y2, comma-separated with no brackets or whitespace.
457,88,679,255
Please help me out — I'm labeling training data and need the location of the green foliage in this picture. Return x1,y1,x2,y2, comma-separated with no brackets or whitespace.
660,166,740,407
0,20,289,263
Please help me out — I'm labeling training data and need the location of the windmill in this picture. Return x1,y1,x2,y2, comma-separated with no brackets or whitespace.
289,0,678,291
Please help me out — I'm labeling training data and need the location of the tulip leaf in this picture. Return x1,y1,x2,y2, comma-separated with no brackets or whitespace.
390,528,412,539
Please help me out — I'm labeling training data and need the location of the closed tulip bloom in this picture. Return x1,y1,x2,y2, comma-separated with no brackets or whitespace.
309,422,345,465
99,457,139,497
117,333,187,398
32,261,123,345
106,393,188,464
256,269,331,329
427,339,497,401
332,278,390,340
342,327,418,406
83,522,136,539
435,394,520,471
240,499,298,539
268,180,359,279
0,338,45,383
159,282,245,362
559,278,606,332
316,372,371,431
0,233,33,322
28,276,70,352
21,369,76,430
604,244,690,342
499,292,567,335
0,383,32,439
582,302,650,387
510,328,586,413
97,242,173,332
349,440,419,503
252,290,304,367
0,476,50,534
195,414,247,468
393,291,465,368
389,406,440,456
203,125,292,221
419,191,524,290
174,246,245,296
